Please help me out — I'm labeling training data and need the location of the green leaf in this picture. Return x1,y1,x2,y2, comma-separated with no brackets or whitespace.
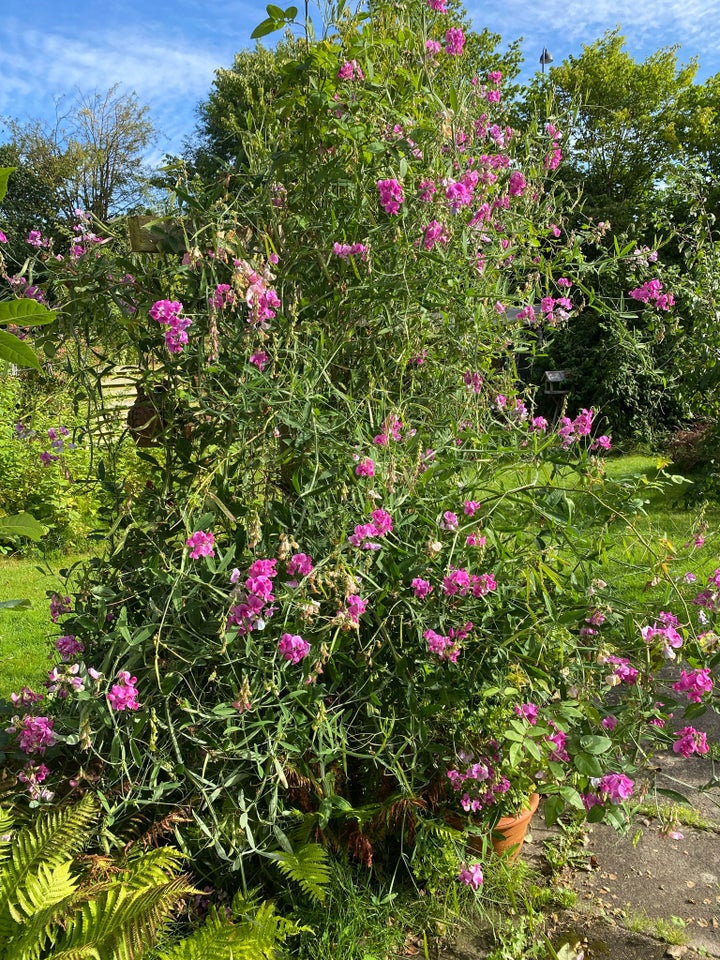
267,3,284,16
284,5,298,17
544,794,564,827
0,512,45,541
0,299,56,326
0,329,41,369
578,735,613,755
656,787,693,806
251,17,280,38
0,167,15,203
0,599,32,610
573,752,604,777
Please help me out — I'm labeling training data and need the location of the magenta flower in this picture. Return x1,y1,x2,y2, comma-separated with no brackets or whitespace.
337,59,364,81
673,669,713,702
355,457,375,477
458,864,483,889
673,726,709,757
508,171,526,197
49,594,72,623
55,635,85,661
514,702,538,724
444,27,465,55
439,511,459,531
411,577,432,599
425,39,442,56
463,501,481,516
377,178,404,215
0,230,7,243
371,508,393,535
186,530,216,559
107,671,141,712
287,553,313,578
278,632,310,664
11,715,56,754
598,773,634,804
150,300,193,354
250,350,269,371
345,594,368,623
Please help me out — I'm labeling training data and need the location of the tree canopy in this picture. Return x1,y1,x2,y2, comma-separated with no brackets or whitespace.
2,85,157,222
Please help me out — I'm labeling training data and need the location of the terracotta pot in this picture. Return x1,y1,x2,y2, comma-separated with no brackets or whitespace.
490,792,540,861
445,792,540,863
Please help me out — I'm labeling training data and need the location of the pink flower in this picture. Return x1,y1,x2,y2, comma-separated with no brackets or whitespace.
508,171,526,196
107,671,141,711
250,350,269,371
598,773,634,804
0,230,7,243
463,501,481,516
440,511,459,531
186,530,216,559
427,0,448,10
345,594,367,623
371,508,393,535
337,59,364,81
602,715,617,731
210,283,236,310
530,416,548,433
422,220,450,250
463,370,483,393
673,669,713,703
377,178,404,215
411,577,433,599
355,457,375,477
514,702,538,724
10,715,55,754
444,27,465,56
278,632,310,664
466,533,486,547
672,726,709,758
27,229,46,247
287,553,314,578
150,300,193,354
425,39,442,56
49,594,72,623
458,864,483,889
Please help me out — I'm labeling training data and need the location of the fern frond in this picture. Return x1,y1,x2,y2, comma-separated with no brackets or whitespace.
5,794,96,892
118,847,188,890
266,842,331,904
0,808,14,866
156,902,308,960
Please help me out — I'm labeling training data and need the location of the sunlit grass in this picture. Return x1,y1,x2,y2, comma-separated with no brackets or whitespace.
0,553,92,700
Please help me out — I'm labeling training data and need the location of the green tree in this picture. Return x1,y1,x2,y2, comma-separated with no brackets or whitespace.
523,30,700,231
3,85,157,222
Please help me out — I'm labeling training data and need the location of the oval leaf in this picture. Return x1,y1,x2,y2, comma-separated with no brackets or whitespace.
0,167,15,203
251,17,280,38
0,329,41,369
0,512,45,541
0,299,56,326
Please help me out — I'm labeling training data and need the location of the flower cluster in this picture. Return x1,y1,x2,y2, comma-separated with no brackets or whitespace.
107,671,141,711
150,299,193,354
333,242,370,260
628,278,675,311
349,508,394,549
377,178,404,215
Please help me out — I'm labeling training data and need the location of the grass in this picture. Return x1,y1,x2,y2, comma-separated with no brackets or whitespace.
0,553,92,700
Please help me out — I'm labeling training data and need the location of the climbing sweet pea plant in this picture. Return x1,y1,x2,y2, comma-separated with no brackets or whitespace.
1,0,718,892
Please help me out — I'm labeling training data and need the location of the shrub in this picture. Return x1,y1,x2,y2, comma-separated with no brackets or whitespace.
1,0,718,908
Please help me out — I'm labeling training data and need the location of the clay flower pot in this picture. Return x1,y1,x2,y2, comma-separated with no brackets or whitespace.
490,792,540,861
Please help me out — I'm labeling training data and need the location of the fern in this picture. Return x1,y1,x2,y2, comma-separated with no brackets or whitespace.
156,897,309,960
266,842,331,904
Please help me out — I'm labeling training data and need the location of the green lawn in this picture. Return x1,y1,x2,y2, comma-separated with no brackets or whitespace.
0,554,91,700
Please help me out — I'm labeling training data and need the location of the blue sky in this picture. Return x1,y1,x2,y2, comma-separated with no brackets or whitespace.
2,0,719,161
